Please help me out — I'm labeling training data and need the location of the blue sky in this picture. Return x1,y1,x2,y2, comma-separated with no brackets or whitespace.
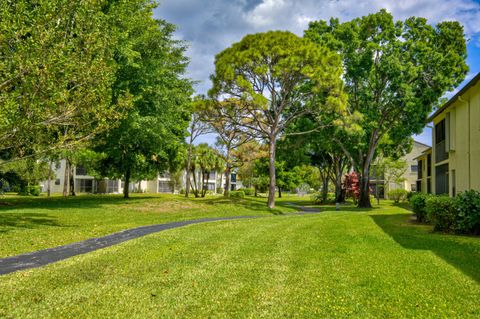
155,0,480,146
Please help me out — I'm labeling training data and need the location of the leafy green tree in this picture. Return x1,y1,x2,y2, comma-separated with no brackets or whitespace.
305,9,468,207
95,4,192,199
0,0,128,163
209,31,345,208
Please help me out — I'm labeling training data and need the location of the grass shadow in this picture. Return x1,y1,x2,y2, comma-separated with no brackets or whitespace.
371,213,480,284
0,213,62,233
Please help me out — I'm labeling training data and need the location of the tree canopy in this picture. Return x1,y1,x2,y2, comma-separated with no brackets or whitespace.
209,31,345,208
305,9,468,207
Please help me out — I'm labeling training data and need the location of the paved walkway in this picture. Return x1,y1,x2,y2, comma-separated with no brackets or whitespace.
0,206,320,276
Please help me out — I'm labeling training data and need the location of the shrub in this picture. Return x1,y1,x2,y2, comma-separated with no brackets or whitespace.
410,193,431,222
388,189,408,203
312,192,335,205
455,190,480,235
425,196,457,232
242,188,255,196
18,185,41,196
406,191,416,201
179,189,185,195
229,191,245,198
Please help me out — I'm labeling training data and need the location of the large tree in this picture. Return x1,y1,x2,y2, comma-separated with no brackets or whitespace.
0,0,128,163
95,3,192,199
209,31,345,208
305,9,468,207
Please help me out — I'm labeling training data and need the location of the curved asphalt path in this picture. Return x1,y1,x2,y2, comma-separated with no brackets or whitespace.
0,203,319,276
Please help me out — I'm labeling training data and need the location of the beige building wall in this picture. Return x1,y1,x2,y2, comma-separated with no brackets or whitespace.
431,78,480,196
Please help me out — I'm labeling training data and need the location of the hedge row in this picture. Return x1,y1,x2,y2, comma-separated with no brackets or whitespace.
409,190,480,234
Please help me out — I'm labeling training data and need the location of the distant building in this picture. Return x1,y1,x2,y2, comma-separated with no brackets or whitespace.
370,140,430,199
40,159,236,195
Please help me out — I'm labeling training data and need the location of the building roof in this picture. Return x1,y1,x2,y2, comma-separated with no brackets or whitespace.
427,72,480,122
413,146,432,161
413,140,431,148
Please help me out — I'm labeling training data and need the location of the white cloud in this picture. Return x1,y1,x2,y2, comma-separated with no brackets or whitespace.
156,0,480,95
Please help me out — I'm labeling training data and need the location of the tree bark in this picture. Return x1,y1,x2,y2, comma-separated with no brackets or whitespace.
358,172,372,208
47,160,52,198
62,160,69,197
123,168,130,199
334,157,345,203
267,138,276,209
224,149,231,197
69,163,75,196
321,178,329,203
185,138,193,197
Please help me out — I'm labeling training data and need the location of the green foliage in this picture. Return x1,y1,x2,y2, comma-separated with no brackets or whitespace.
409,193,431,222
312,192,335,205
242,188,255,196
94,4,192,198
425,196,457,232
18,185,41,196
0,0,130,161
209,30,345,208
229,191,245,199
455,190,480,235
387,189,408,204
305,10,468,208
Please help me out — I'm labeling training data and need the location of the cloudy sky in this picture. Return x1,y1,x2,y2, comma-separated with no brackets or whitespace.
155,0,480,145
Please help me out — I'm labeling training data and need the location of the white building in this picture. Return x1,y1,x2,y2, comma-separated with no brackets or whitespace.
40,159,240,195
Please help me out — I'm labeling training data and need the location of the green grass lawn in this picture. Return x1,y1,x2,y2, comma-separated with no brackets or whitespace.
1,195,480,318
0,193,303,258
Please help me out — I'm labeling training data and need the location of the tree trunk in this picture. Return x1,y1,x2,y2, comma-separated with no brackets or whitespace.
321,178,328,203
278,187,282,198
185,138,193,197
69,163,75,196
358,173,372,208
254,186,258,197
62,160,69,197
191,168,199,198
224,150,231,197
123,169,130,199
47,160,52,198
267,138,276,209
335,158,344,203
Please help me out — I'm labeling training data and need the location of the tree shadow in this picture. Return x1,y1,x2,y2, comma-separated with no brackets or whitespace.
0,194,163,212
0,213,62,234
371,213,480,284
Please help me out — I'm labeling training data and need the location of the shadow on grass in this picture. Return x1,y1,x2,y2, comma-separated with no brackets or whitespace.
371,214,480,284
0,213,62,233
0,194,163,212
198,196,289,215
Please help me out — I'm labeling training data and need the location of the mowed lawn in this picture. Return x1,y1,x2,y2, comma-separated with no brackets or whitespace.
0,196,480,318
0,194,300,258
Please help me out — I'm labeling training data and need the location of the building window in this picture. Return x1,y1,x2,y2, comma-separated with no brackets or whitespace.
158,181,172,193
411,165,418,173
427,179,431,194
416,181,421,193
75,166,87,176
77,179,93,193
231,173,237,183
435,164,449,195
55,179,61,185
435,120,448,162
106,180,118,193
411,184,417,192
427,154,432,177
417,160,422,179
207,182,215,191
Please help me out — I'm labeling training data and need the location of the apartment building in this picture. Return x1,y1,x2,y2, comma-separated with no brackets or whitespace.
416,72,480,196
